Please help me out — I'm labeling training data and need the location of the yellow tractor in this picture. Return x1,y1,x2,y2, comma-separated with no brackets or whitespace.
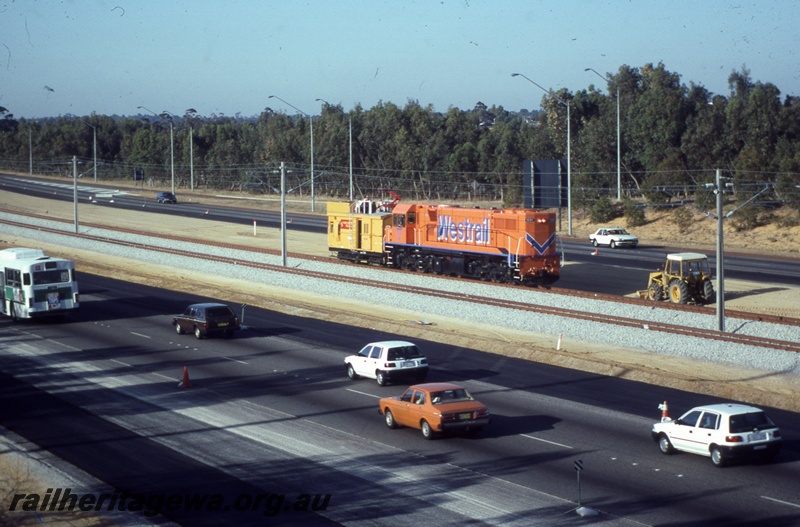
642,252,716,305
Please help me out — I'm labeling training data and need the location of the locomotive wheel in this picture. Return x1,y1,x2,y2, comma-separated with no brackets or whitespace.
421,256,435,273
433,257,444,275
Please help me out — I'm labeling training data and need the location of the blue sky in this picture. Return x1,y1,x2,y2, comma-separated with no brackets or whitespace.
2,0,798,119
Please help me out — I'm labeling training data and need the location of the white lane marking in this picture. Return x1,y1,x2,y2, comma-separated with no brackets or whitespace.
221,356,248,364
111,359,130,367
130,332,150,338
347,388,382,398
521,434,573,449
761,496,800,508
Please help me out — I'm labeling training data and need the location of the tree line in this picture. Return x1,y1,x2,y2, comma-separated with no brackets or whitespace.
1,62,798,218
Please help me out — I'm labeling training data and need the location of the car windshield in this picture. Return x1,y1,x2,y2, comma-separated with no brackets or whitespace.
430,388,472,404
608,229,627,235
728,411,775,433
387,345,423,361
206,307,234,318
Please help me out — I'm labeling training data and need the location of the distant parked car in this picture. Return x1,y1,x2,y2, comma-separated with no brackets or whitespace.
379,382,490,439
173,302,240,339
588,227,638,248
651,403,782,467
157,191,178,204
345,340,428,386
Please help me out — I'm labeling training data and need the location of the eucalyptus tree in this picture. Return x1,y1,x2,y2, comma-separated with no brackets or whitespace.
626,62,691,183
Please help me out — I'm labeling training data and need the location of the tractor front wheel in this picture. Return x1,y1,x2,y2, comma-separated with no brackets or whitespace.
648,282,663,301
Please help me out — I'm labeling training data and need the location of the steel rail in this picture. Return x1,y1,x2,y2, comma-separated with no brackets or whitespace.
2,213,799,354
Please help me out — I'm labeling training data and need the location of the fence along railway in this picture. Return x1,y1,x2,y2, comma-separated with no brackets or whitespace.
2,211,799,355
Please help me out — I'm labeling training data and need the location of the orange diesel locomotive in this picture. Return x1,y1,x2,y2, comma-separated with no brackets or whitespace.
328,199,561,285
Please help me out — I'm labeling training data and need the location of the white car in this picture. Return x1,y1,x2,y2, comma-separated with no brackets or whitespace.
588,227,638,248
345,340,429,386
651,403,782,467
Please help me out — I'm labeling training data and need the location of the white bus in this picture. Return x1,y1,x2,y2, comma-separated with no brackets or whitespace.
0,247,79,320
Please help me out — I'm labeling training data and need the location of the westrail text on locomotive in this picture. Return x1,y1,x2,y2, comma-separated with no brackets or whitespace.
436,215,490,244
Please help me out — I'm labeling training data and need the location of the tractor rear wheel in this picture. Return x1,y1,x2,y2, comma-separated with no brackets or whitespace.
702,280,716,304
669,279,689,304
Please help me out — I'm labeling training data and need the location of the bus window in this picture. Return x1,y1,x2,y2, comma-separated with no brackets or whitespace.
33,269,70,285
23,273,31,286
5,269,21,287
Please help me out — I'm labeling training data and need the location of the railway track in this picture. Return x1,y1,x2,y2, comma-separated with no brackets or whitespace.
3,211,800,354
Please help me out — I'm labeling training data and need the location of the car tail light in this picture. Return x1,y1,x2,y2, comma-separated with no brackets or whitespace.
441,413,457,422
420,359,428,365
383,363,397,368
725,435,744,443
772,430,781,439
475,408,489,417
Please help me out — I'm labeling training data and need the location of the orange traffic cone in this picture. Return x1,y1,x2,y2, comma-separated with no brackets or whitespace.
204,209,210,215
659,401,669,421
178,366,192,388
592,248,599,256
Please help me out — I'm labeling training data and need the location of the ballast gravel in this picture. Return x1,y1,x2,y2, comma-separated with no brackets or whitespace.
2,212,798,376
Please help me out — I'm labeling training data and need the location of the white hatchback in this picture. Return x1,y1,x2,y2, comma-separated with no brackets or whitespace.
345,340,429,386
651,403,782,467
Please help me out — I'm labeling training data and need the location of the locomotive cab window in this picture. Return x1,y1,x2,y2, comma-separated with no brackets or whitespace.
394,214,406,227
407,212,416,224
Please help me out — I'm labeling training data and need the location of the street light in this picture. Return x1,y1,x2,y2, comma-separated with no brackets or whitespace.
512,73,572,235
316,98,354,201
585,67,621,201
185,108,197,191
79,118,97,182
269,95,315,211
138,106,175,195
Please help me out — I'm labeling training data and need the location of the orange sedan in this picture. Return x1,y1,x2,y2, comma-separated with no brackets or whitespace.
378,383,490,439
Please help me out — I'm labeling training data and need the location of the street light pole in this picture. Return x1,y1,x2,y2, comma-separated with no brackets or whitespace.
185,108,197,192
168,119,175,194
316,98,354,201
585,67,621,200
270,95,316,212
79,118,97,183
349,115,353,202
512,73,572,235
189,125,194,191
138,106,174,194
